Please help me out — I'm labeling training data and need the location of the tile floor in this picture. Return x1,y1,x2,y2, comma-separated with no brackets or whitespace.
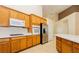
20,39,57,53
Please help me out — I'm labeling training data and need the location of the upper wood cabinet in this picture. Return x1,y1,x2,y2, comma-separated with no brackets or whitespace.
17,12,25,20
30,14,41,25
24,14,30,28
10,10,18,19
40,18,47,24
0,6,10,26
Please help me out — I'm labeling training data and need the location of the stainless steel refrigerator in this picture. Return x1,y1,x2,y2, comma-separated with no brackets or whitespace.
40,23,48,44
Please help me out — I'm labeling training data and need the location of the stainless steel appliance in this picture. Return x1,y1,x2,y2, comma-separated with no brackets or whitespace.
40,23,48,44
32,25,40,35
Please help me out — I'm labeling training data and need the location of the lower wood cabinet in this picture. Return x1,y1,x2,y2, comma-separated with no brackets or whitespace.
0,40,10,53
0,35,40,53
73,42,79,53
73,48,79,53
62,39,73,53
20,37,27,50
32,35,37,46
56,36,62,52
10,38,20,53
36,35,40,44
27,36,33,48
56,36,79,53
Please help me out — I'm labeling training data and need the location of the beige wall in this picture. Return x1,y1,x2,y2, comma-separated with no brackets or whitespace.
76,12,79,35
56,12,77,35
46,14,58,41
47,18,54,41
68,13,76,35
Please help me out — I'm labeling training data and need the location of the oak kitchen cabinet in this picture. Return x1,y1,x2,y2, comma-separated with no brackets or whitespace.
56,36,62,52
10,10,25,20
20,37,27,50
27,36,33,48
30,14,47,25
32,35,37,46
24,14,30,28
30,14,41,25
62,39,73,53
10,37,21,53
10,9,30,28
0,6,10,26
73,42,79,53
40,18,47,24
0,39,10,53
10,10,18,19
32,35,40,46
36,35,40,44
17,12,25,20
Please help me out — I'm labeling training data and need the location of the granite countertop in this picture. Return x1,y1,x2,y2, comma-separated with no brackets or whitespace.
56,34,79,43
0,33,32,39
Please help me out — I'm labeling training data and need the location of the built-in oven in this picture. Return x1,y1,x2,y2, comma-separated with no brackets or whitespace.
32,25,40,35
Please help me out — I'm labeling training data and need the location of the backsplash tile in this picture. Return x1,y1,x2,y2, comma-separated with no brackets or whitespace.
0,27,28,36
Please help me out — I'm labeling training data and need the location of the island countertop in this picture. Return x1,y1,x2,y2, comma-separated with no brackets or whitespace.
56,34,79,43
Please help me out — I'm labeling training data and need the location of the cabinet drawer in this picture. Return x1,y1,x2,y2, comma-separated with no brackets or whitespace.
62,42,72,53
0,41,10,53
56,41,62,47
62,39,72,45
11,37,26,40
0,38,10,42
73,46,79,53
56,46,62,53
73,42,79,49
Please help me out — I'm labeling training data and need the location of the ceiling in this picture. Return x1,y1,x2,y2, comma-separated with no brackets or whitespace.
42,5,71,19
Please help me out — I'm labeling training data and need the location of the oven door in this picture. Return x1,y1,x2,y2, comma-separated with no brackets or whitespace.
32,25,40,35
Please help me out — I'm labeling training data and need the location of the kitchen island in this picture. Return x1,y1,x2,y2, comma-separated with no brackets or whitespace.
56,34,79,53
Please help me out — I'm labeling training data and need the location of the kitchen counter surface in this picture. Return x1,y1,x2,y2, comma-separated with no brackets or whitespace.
56,34,79,43
0,33,32,39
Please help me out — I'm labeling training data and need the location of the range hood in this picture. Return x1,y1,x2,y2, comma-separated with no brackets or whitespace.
10,18,25,27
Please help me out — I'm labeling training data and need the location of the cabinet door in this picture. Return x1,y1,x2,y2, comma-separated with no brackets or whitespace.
73,48,79,53
73,42,79,53
31,14,40,25
10,10,18,19
62,39,72,53
17,12,25,20
40,18,47,24
40,18,44,24
0,41,10,53
43,19,47,24
11,39,20,53
36,35,40,44
56,37,62,52
20,38,27,50
24,14,30,27
27,36,33,48
32,35,37,46
0,6,10,26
